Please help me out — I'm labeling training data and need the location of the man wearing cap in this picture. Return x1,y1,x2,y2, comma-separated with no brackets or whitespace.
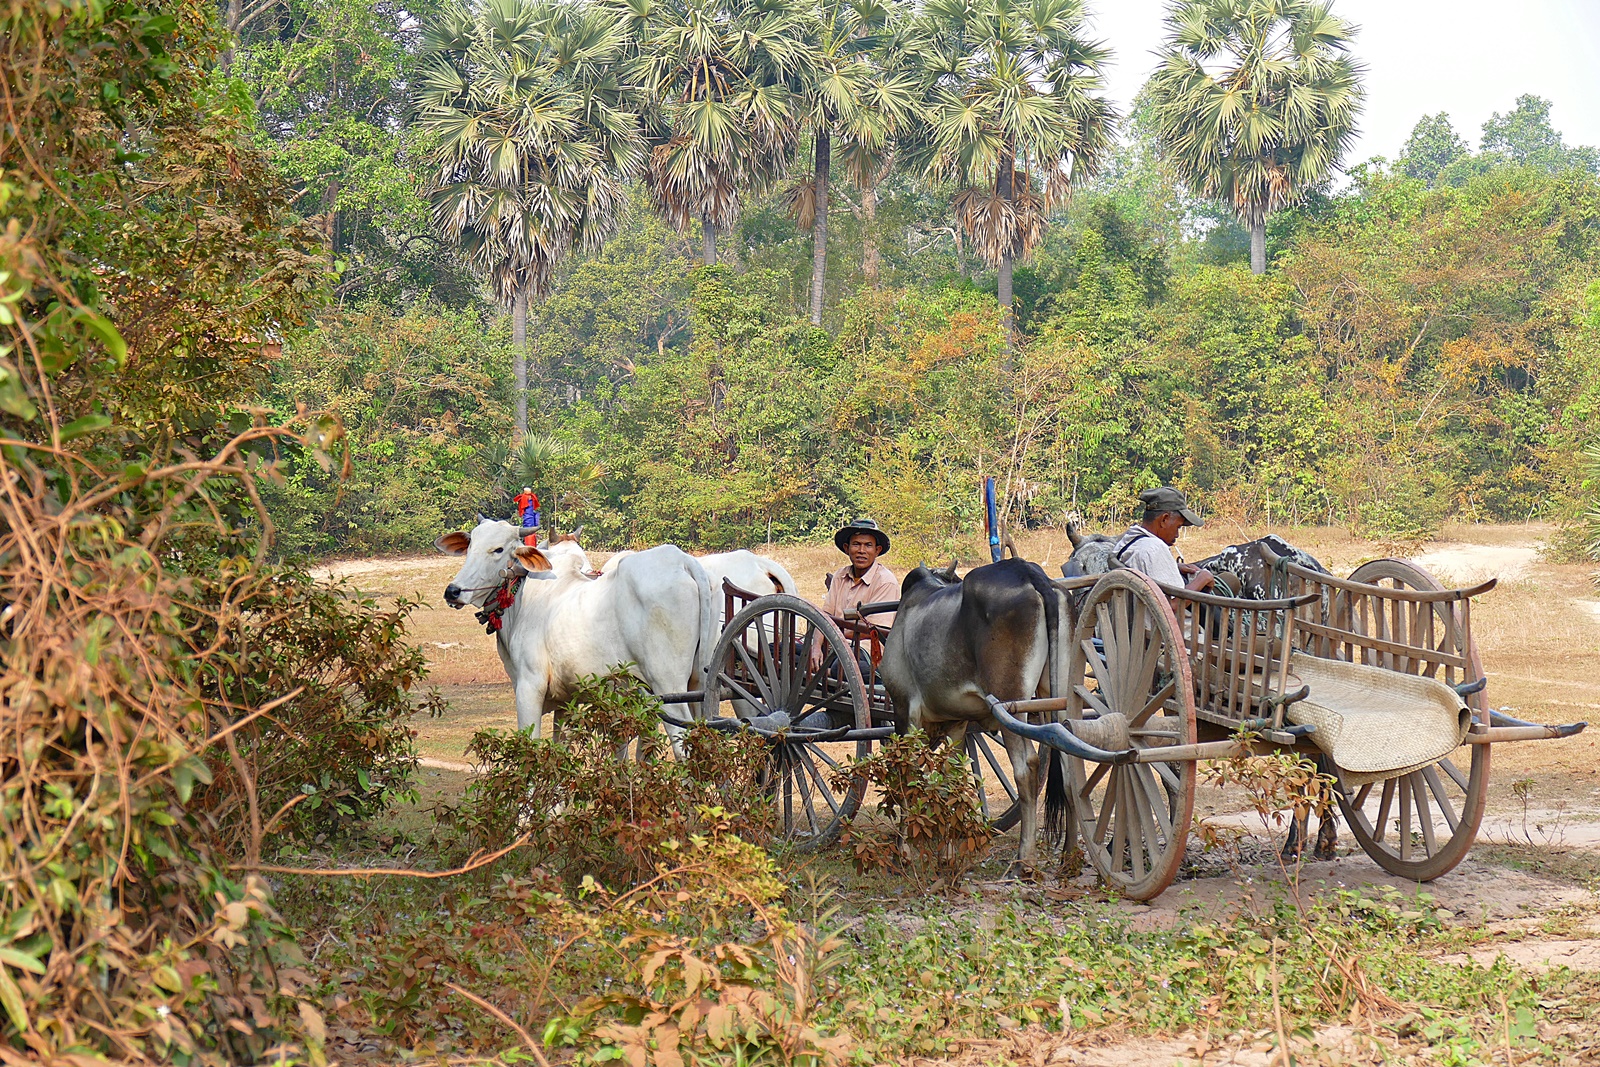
1113,487,1215,593
822,518,898,628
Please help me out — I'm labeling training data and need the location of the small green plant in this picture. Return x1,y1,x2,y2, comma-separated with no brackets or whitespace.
833,731,992,890
548,836,850,1067
1196,741,1336,868
449,671,774,885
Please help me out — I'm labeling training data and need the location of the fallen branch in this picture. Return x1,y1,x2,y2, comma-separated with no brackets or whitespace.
234,835,530,878
447,983,552,1067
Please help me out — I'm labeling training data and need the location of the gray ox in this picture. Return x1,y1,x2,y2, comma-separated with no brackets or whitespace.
878,558,1065,872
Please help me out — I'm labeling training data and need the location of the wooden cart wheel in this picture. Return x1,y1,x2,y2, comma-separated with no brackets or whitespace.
1333,558,1491,881
700,594,871,851
1063,570,1197,900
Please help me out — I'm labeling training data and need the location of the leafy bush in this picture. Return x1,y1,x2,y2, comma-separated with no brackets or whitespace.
0,3,436,1058
290,827,849,1063
834,731,992,889
210,571,439,844
545,833,849,1067
451,671,773,885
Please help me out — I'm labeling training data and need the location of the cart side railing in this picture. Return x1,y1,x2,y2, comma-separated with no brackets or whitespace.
1163,585,1319,730
1258,546,1493,696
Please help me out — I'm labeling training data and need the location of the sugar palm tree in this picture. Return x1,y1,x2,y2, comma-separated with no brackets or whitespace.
915,0,1116,328
610,0,809,266
783,0,915,324
1145,0,1364,274
416,0,642,433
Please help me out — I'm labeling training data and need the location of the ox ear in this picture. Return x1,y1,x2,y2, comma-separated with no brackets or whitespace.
554,524,585,545
513,545,553,572
436,531,470,555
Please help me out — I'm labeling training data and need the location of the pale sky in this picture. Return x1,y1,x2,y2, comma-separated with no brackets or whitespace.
1087,0,1600,166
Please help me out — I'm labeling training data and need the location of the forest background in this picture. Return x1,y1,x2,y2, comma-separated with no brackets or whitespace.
214,0,1600,558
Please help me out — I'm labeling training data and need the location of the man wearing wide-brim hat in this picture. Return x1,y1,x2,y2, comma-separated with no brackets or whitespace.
822,517,898,627
1111,487,1215,593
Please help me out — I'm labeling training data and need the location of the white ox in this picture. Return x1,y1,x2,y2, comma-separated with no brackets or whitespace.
438,519,714,734
603,549,797,622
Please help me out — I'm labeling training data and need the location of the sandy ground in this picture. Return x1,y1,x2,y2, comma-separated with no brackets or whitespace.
326,521,1600,1030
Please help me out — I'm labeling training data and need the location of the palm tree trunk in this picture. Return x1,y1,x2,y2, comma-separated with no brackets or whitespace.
862,179,880,289
996,148,1016,342
512,290,529,436
1250,218,1266,274
703,217,717,266
809,129,831,327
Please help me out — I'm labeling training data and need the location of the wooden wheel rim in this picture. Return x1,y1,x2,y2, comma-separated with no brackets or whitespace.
1065,570,1197,900
1334,559,1491,881
700,594,870,850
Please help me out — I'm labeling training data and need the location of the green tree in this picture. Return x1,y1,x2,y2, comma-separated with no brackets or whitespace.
1397,112,1468,187
784,0,915,324
232,0,470,305
1146,0,1365,274
415,0,643,435
915,0,1116,328
612,0,810,266
1480,94,1600,175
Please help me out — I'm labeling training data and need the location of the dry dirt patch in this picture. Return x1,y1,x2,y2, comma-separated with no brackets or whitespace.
1412,542,1540,583
922,1025,1429,1067
1441,939,1600,973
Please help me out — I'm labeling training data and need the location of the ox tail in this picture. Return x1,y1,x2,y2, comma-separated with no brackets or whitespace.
1022,562,1071,842
688,554,716,700
766,559,798,595
1044,748,1070,841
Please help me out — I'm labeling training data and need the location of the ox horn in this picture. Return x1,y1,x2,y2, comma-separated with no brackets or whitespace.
985,696,1138,764
474,511,487,524
1065,519,1086,549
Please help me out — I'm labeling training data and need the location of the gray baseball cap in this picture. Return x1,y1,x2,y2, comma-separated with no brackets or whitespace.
1139,486,1204,527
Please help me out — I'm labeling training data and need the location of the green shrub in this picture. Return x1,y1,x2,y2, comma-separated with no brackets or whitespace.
834,731,992,890
451,671,773,885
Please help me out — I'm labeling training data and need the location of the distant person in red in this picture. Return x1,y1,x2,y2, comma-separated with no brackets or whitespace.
513,486,540,530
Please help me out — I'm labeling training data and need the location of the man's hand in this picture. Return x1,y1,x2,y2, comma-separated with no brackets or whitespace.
1185,567,1215,593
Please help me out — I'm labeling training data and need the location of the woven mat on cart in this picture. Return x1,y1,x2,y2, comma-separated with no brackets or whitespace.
1283,652,1473,788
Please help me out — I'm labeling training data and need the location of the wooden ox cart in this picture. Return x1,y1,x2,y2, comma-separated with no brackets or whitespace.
658,553,1585,900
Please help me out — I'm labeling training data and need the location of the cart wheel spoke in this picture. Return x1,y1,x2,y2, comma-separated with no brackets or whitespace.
700,594,871,851
1438,754,1469,792
1413,773,1438,854
1129,678,1177,729
797,748,843,816
1374,778,1395,844
1422,765,1460,832
977,734,1020,802
732,642,775,709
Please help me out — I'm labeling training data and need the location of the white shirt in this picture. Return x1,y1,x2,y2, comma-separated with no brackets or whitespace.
1112,525,1183,588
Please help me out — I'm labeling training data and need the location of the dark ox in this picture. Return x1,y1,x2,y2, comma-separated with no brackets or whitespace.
878,558,1064,872
1062,524,1339,860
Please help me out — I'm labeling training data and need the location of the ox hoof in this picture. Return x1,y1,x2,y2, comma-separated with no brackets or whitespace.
1001,860,1046,883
